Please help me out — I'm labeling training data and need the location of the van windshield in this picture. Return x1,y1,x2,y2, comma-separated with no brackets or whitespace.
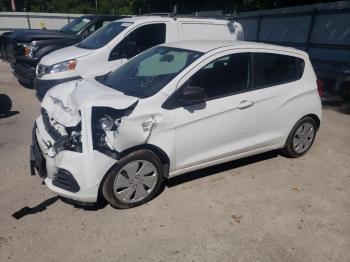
77,21,132,49
60,17,91,34
97,46,203,98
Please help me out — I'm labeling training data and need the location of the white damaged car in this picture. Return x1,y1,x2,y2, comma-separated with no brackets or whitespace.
30,40,322,208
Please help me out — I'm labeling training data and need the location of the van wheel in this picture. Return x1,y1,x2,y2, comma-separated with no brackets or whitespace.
282,116,317,158
102,150,164,209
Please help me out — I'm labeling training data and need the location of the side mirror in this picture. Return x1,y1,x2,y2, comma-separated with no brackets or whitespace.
179,85,207,106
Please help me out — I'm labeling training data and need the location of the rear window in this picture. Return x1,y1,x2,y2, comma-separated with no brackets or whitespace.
254,53,305,88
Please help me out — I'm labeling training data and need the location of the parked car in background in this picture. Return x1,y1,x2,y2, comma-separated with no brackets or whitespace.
339,76,350,102
30,40,322,208
34,16,244,100
0,15,126,87
0,31,13,61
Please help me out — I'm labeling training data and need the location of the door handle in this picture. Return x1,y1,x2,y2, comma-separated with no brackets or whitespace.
238,100,254,109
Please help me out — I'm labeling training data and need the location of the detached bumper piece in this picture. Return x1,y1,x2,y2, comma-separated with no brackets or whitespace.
52,169,80,193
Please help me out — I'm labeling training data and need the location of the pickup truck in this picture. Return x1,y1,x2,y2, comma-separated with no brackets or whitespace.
0,15,126,87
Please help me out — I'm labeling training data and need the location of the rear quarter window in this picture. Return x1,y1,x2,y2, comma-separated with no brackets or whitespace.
254,53,305,89
179,23,232,41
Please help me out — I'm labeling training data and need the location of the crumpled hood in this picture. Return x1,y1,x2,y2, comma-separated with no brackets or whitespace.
41,79,139,127
40,45,94,66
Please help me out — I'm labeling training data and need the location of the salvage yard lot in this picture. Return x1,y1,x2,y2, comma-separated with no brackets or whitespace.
0,60,349,262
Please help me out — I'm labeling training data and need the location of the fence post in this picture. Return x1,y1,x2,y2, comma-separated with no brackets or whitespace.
306,8,317,52
27,13,31,29
256,13,262,42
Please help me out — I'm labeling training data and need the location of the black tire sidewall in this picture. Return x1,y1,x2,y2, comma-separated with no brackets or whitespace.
102,150,164,209
284,117,317,158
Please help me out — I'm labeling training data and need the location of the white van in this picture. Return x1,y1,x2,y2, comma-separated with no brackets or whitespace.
34,16,244,100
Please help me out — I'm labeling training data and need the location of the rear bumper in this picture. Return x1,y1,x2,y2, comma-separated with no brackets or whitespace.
13,62,36,86
34,76,81,101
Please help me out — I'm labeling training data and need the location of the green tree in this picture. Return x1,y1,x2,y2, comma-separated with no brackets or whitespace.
99,0,133,14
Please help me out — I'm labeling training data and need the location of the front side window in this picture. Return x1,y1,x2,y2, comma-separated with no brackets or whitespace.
77,22,132,50
187,53,251,100
60,17,91,34
109,23,166,61
254,53,305,88
97,46,202,98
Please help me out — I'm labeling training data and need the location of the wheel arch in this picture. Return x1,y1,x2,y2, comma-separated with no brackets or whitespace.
303,113,321,130
116,144,171,178
282,113,321,150
97,143,170,203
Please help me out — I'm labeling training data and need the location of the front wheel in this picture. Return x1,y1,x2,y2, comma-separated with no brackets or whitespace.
102,150,164,209
282,116,317,158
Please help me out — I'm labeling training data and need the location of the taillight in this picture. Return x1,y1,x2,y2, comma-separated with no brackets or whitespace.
316,79,324,97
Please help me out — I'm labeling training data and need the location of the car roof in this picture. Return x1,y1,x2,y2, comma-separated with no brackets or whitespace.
162,40,307,57
83,15,129,19
116,15,233,24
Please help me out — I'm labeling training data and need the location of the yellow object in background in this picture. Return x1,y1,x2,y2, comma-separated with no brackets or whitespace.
40,22,47,29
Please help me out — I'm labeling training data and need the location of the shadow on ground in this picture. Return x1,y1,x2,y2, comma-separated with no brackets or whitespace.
0,94,19,119
12,196,59,220
167,151,279,187
60,195,108,211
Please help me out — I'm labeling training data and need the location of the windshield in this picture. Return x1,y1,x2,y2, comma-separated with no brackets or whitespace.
60,17,91,34
97,46,203,98
77,21,132,50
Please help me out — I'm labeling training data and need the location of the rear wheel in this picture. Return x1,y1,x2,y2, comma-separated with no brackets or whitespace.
282,116,317,158
102,150,164,209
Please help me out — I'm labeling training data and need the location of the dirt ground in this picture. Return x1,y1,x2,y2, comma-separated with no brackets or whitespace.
0,60,349,262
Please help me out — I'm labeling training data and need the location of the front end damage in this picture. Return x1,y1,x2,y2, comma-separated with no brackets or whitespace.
31,80,161,203
90,102,159,160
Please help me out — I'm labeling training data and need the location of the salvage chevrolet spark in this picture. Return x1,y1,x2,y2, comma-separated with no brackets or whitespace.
30,40,322,208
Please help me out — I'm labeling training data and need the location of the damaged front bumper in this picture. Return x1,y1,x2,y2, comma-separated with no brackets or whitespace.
30,116,101,203
30,125,47,178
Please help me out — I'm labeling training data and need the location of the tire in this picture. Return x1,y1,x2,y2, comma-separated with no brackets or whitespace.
102,150,164,209
282,116,317,158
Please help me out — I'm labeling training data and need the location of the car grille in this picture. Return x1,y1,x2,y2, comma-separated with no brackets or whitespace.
36,64,50,78
41,108,82,153
41,108,66,141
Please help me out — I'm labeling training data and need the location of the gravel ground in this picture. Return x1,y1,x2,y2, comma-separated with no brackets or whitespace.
0,61,349,262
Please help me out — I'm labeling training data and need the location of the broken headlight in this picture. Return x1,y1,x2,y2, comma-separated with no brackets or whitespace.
99,114,115,132
91,105,136,159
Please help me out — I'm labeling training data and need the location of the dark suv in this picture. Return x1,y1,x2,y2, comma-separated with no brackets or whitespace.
0,15,126,87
